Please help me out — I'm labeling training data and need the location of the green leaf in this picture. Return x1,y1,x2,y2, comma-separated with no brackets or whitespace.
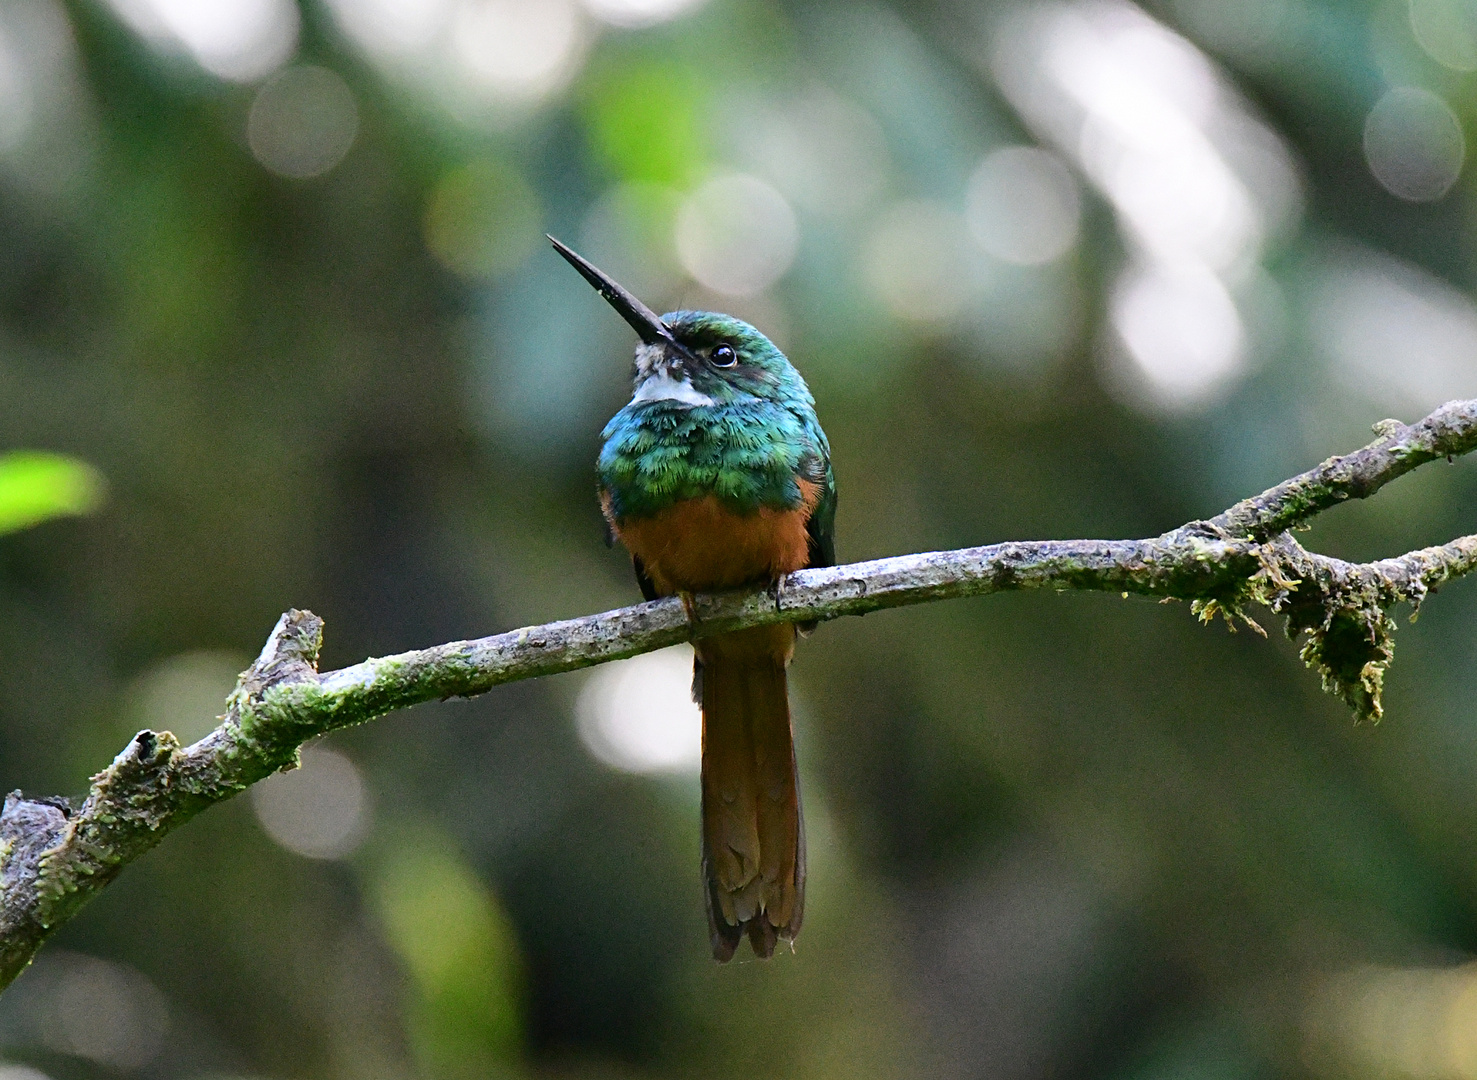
0,452,105,537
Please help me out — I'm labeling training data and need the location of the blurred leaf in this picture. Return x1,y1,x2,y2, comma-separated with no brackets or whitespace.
0,452,105,538
581,58,709,190
364,826,524,1080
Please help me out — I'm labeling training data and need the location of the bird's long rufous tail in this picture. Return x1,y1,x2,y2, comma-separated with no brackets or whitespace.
696,625,804,961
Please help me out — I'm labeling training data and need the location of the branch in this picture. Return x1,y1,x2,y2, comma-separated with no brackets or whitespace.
3,402,1477,988
1210,400,1477,539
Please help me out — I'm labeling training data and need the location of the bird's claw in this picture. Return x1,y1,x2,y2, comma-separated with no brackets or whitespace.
772,574,789,612
678,590,701,631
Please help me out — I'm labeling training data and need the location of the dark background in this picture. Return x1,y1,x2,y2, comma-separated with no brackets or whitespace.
2,0,1477,1077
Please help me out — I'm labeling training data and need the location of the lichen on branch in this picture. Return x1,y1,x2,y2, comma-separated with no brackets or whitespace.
2,402,1476,989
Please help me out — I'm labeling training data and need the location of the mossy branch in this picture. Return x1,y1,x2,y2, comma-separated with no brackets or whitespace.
2,401,1477,988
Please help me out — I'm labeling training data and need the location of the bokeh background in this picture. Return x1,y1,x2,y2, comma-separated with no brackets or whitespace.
2,0,1477,1076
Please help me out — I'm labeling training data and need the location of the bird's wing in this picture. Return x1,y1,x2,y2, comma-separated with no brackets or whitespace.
632,554,660,601
799,447,835,571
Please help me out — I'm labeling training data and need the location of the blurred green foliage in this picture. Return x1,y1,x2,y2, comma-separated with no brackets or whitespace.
581,59,710,189
0,453,103,537
366,827,523,1079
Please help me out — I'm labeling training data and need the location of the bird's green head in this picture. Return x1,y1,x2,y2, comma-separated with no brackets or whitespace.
549,236,810,410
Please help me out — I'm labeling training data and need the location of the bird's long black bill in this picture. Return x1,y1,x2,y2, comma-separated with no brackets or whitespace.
548,235,674,348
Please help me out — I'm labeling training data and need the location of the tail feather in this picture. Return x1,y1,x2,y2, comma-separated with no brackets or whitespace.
698,627,804,961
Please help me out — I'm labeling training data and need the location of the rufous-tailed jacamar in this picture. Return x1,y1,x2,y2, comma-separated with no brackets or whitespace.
550,236,836,961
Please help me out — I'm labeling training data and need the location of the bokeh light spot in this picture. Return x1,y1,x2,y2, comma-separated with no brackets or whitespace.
576,645,700,775
740,85,889,219
1108,261,1244,411
1304,962,1477,1079
247,65,359,180
424,159,541,278
103,0,299,82
0,952,169,1069
1409,0,1477,72
0,19,34,152
861,200,973,323
675,173,798,297
993,0,1298,415
0,1067,52,1080
451,0,586,103
1312,244,1477,412
581,0,706,29
251,743,370,859
1363,86,1465,202
0,2,100,198
966,145,1082,266
324,0,451,57
126,650,245,745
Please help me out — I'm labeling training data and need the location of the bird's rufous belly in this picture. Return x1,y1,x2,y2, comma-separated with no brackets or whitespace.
609,482,820,596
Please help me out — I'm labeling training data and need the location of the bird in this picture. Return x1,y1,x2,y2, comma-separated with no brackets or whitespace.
549,236,836,961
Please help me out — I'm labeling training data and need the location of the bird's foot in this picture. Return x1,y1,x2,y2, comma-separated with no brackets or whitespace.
678,590,702,632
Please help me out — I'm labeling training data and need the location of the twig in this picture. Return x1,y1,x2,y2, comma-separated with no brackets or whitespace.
1,402,1476,988
1210,400,1477,540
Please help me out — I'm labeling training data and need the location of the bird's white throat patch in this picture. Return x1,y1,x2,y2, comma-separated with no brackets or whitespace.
630,344,715,406
630,371,715,407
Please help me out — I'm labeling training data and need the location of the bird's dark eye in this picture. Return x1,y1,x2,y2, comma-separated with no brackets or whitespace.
711,344,738,368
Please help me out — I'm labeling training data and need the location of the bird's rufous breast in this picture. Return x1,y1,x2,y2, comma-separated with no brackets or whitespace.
606,479,821,596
